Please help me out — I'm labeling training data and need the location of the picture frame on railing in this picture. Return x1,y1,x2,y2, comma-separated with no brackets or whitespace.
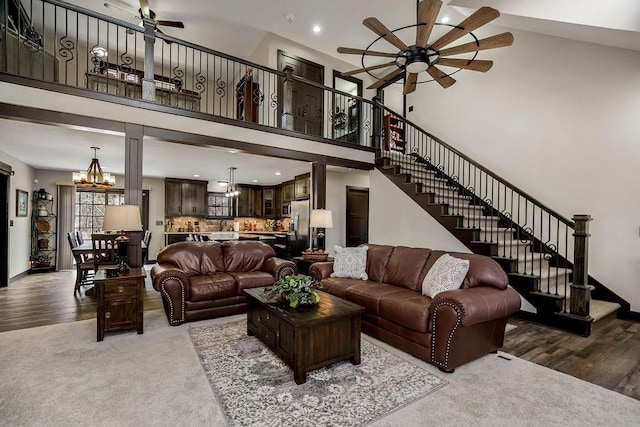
16,189,28,217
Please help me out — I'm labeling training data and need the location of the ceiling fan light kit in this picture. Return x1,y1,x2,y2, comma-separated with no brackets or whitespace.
338,0,514,93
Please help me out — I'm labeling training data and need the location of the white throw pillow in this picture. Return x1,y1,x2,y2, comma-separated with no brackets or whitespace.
422,254,470,298
331,245,368,280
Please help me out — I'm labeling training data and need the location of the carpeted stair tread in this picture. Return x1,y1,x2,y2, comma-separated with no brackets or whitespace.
589,299,621,322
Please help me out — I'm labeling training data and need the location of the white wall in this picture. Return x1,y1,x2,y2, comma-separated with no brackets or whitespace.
405,29,640,311
325,168,370,256
0,150,35,279
369,169,470,252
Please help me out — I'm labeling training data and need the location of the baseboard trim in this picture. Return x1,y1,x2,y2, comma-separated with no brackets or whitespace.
625,310,640,322
9,270,29,284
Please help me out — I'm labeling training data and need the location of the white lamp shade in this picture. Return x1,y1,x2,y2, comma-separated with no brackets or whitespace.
310,209,333,228
103,205,143,232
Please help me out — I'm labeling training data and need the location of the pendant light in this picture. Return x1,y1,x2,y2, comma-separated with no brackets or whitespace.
72,146,115,188
224,167,241,197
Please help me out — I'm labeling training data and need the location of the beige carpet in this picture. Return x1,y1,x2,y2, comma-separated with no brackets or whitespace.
1,310,639,426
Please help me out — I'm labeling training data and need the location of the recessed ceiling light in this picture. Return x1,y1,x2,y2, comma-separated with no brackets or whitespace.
312,25,321,33
193,174,200,177
441,16,450,24
275,172,282,176
228,150,238,154
252,179,259,183
217,180,229,187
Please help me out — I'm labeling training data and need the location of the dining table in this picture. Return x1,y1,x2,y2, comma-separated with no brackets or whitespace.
71,241,147,297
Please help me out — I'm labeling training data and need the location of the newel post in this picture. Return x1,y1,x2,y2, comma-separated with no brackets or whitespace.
570,214,592,318
142,18,156,103
281,65,295,131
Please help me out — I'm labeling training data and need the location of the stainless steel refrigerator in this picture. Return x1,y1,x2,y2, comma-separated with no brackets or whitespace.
289,199,310,257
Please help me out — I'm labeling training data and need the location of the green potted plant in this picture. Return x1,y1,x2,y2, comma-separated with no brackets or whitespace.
267,274,320,308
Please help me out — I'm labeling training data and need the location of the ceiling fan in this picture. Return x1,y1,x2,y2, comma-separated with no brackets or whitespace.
338,0,514,94
104,0,185,32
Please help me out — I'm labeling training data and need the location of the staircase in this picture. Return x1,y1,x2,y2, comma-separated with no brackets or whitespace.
375,127,626,335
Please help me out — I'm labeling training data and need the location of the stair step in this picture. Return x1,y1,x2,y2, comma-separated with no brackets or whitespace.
434,194,473,204
462,216,501,228
589,300,621,322
398,166,439,178
447,205,486,216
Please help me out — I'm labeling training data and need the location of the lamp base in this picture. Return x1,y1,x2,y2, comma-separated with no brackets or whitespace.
115,235,131,272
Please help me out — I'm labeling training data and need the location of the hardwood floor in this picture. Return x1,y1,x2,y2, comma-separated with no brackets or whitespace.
502,317,640,401
0,268,162,333
1,271,638,402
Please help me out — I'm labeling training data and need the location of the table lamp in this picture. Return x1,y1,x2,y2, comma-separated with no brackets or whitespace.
103,205,142,272
310,209,333,252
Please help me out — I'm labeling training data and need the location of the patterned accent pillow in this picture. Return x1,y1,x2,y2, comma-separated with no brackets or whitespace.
422,254,470,298
331,245,369,280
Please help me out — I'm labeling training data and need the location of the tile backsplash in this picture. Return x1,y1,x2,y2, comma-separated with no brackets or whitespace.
165,217,290,232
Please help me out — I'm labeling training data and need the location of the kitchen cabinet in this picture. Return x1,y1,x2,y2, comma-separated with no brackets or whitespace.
274,185,282,219
238,185,261,217
281,181,294,203
294,173,310,200
207,192,233,218
165,178,207,217
262,187,275,218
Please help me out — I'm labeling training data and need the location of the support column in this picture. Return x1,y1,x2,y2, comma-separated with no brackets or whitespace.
281,65,295,131
124,123,144,268
311,159,327,210
142,18,156,102
569,214,593,318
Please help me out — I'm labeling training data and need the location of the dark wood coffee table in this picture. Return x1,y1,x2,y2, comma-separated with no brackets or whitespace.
244,287,365,385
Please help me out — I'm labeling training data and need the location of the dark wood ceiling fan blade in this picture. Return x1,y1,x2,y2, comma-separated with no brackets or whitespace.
157,20,185,28
367,68,405,89
337,47,398,58
341,61,397,77
403,73,418,95
416,0,442,48
363,17,408,51
438,32,513,57
437,58,493,72
139,0,150,18
430,7,500,50
427,66,456,88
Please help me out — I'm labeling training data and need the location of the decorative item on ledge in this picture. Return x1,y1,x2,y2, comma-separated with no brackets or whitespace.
302,249,329,262
72,146,115,189
265,274,320,308
102,205,142,272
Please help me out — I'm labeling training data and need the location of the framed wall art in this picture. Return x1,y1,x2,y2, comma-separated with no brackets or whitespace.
16,189,28,217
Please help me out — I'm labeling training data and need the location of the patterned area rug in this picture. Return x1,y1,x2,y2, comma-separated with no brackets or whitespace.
190,320,447,427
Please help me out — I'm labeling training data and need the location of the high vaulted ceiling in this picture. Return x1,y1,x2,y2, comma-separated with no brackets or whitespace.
2,0,639,184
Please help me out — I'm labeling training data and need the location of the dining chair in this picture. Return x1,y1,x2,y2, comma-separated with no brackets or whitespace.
91,233,120,272
75,230,84,245
142,230,152,264
67,232,94,296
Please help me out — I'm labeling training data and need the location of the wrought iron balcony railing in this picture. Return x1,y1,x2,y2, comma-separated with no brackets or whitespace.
0,0,375,147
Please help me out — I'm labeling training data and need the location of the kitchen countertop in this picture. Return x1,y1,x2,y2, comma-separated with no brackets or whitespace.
164,231,291,235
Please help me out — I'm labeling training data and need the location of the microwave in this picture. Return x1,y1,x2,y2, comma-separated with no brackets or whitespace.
281,202,291,217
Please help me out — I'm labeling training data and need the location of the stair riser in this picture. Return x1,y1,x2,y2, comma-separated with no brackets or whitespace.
462,218,500,228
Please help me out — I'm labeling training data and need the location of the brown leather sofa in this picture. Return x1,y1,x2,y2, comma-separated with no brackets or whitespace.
151,241,297,325
309,244,521,372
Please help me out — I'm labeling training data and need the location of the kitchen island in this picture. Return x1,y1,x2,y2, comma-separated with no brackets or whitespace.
164,232,290,258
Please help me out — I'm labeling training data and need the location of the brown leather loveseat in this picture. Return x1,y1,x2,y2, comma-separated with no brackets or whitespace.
151,241,297,325
309,244,521,372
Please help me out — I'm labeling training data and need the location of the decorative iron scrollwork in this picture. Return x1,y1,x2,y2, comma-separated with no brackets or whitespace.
58,36,75,64
251,86,264,106
270,93,278,109
195,71,206,94
215,77,226,97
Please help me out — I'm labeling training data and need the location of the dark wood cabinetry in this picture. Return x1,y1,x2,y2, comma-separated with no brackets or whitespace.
165,178,207,217
384,114,405,153
238,185,262,217
207,192,233,218
281,181,294,203
95,268,145,342
262,187,275,218
294,173,311,200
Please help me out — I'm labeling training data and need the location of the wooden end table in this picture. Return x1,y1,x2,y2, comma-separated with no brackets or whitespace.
292,256,334,276
95,267,146,342
244,287,364,385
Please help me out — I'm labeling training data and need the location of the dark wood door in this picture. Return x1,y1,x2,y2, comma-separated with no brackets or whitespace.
0,163,9,288
346,187,369,247
278,51,324,136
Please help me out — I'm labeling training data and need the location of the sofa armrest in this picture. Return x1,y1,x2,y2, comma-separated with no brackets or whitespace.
309,262,334,281
431,286,521,327
263,257,298,280
429,286,521,372
150,263,190,326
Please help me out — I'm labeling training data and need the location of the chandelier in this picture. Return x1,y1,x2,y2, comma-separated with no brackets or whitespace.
72,146,115,188
224,167,241,198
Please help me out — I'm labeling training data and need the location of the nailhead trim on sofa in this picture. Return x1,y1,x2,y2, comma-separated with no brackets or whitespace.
160,276,185,325
430,301,461,370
